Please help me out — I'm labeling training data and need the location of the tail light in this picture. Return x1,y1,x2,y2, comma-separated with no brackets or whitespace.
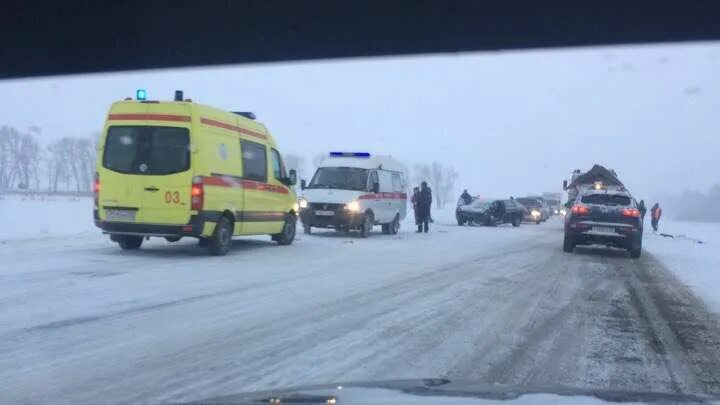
571,204,589,215
93,172,100,207
622,208,641,218
191,176,204,210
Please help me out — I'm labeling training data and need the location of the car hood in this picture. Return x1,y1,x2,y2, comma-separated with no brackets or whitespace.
171,378,720,404
301,188,363,205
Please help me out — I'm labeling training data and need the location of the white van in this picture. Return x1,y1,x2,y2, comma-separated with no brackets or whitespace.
298,152,407,237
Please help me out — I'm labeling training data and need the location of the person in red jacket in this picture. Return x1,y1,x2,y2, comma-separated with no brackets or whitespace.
650,202,662,232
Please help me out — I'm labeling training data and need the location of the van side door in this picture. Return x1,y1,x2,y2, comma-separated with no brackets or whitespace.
239,139,276,234
365,170,381,223
391,171,407,221
376,170,394,223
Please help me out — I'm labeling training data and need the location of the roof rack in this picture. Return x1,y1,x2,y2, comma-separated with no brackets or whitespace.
232,111,256,120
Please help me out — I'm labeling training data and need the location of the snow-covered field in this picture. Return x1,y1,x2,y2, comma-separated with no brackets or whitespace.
0,194,96,242
644,220,720,314
2,197,720,404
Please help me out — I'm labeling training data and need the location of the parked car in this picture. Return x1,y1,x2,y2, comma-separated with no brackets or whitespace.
456,198,523,227
563,187,643,258
516,197,548,224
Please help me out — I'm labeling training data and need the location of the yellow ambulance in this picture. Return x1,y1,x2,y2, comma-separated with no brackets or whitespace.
94,90,298,255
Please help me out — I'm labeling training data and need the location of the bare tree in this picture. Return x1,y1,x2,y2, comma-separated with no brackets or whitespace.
413,161,459,208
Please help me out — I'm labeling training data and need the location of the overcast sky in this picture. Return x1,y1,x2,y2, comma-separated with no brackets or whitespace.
1,41,718,200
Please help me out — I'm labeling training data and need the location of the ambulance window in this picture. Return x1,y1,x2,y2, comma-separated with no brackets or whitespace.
103,126,190,175
240,140,267,182
270,148,287,180
391,173,403,192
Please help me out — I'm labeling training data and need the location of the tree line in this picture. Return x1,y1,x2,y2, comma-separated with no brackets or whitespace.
0,127,459,207
0,126,96,193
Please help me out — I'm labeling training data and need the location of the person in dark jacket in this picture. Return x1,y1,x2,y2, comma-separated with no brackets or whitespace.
638,200,647,221
650,202,662,232
460,189,472,205
416,181,432,233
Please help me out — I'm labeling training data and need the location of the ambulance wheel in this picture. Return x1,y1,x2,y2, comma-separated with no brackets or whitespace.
389,215,400,235
303,224,312,234
208,216,233,256
275,216,297,246
117,235,143,250
360,213,373,238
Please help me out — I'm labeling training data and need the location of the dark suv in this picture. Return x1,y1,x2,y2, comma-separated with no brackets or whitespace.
563,189,643,257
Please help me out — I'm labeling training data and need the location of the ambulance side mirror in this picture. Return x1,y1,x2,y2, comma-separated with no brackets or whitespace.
300,179,307,190
372,182,380,193
288,170,297,186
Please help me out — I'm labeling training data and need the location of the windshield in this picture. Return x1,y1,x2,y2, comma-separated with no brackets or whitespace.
4,41,720,405
103,126,190,175
469,200,491,210
516,198,540,207
308,167,369,191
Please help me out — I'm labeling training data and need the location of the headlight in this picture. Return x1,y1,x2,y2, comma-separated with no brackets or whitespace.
560,209,567,215
298,198,308,209
531,209,540,217
292,202,300,212
345,200,360,212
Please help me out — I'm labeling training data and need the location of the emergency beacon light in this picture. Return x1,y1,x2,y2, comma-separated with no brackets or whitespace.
136,89,147,101
329,152,371,158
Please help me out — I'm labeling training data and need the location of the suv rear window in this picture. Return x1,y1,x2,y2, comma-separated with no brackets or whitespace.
103,126,190,175
581,193,632,206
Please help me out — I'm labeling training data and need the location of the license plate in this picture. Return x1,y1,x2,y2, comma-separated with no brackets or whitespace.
315,210,334,216
105,209,137,222
592,226,615,233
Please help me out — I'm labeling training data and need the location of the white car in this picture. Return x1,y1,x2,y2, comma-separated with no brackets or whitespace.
298,152,407,237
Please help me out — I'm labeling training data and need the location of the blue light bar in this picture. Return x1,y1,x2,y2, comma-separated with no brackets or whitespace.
136,88,147,101
329,152,371,158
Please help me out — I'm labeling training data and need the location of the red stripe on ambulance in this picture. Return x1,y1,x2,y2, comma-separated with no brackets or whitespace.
107,113,191,122
200,118,267,140
358,192,407,200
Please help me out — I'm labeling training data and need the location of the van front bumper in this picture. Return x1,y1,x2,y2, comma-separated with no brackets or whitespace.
299,207,365,228
94,210,217,237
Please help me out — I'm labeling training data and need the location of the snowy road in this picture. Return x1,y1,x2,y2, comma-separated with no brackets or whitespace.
2,218,720,404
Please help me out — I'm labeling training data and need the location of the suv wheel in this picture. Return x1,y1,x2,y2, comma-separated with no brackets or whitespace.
117,235,143,250
628,238,642,258
563,235,576,253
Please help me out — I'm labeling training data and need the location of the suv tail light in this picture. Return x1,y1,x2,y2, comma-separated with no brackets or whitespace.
93,172,100,207
191,176,204,210
622,208,641,218
571,204,589,215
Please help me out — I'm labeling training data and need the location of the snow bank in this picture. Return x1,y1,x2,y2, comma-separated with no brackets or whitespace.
643,220,720,314
0,194,95,242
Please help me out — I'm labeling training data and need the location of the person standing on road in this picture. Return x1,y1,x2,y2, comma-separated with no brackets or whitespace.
460,189,472,205
638,200,647,221
650,202,662,232
416,181,432,233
